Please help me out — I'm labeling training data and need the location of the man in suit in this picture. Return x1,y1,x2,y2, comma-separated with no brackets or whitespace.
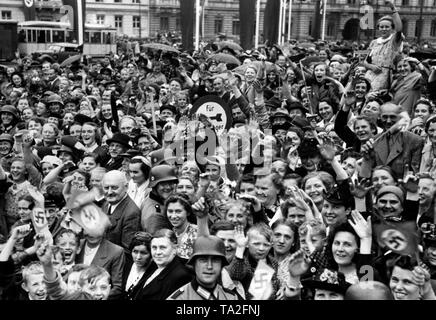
361,102,424,179
212,76,251,117
105,133,131,171
102,170,141,253
76,226,125,300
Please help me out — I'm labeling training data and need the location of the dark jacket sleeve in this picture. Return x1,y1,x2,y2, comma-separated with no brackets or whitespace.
409,133,424,175
234,94,251,118
334,109,358,149
227,255,252,285
121,209,141,252
108,247,126,300
44,271,70,300
0,259,15,289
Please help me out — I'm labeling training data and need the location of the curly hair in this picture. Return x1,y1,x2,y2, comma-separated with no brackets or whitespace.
301,171,335,193
129,231,153,252
164,193,193,217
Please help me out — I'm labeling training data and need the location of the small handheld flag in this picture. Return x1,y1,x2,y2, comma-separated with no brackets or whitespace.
374,221,418,256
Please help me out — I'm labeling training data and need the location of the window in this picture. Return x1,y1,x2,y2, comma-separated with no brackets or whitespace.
160,17,169,31
214,17,223,34
91,32,102,44
401,0,409,5
132,0,140,3
52,30,65,42
115,15,123,28
133,16,141,29
327,22,335,36
308,20,312,35
1,11,11,20
95,0,103,2
402,19,408,36
37,30,47,43
431,20,436,37
176,18,180,31
232,20,240,35
96,15,105,25
114,0,121,2
415,19,422,37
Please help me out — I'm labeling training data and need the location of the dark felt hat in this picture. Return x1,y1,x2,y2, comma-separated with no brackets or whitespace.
106,132,131,149
74,114,94,125
302,268,351,295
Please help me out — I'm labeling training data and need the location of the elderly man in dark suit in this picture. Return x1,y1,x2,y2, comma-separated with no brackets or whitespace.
361,102,424,179
101,170,141,253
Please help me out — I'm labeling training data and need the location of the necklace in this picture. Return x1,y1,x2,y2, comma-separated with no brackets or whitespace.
175,223,189,238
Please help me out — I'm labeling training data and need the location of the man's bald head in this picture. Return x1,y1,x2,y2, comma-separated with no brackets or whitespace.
345,281,393,300
380,102,401,114
102,170,128,204
380,102,402,131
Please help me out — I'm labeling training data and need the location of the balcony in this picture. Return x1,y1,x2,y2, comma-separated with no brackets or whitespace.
35,0,63,9
150,0,179,7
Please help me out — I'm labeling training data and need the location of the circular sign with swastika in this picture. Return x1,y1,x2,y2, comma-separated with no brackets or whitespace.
24,0,34,8
380,229,407,252
80,205,101,230
190,95,232,136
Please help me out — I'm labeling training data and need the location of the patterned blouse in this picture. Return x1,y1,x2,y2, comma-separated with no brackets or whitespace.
276,254,293,289
5,180,32,223
175,223,198,260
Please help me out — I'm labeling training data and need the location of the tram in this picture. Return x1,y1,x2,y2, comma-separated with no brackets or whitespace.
17,21,117,57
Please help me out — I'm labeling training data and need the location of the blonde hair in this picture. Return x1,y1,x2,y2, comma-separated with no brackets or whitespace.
22,261,44,284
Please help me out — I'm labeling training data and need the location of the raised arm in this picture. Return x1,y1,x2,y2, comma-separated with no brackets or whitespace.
386,0,402,33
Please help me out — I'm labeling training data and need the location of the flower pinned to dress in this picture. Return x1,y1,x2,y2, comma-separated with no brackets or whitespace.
302,268,350,295
318,269,340,284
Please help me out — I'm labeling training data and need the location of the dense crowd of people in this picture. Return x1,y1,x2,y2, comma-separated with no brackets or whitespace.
1,1,436,301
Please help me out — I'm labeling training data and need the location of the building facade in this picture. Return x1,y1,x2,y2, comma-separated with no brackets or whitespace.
1,0,436,43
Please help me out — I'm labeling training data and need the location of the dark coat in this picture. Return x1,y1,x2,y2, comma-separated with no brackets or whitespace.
121,256,152,300
76,238,125,300
102,195,141,252
334,109,361,152
104,156,124,171
371,130,424,179
134,256,193,300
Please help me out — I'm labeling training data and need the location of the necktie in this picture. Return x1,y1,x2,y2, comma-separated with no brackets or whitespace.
386,133,391,156
107,205,112,215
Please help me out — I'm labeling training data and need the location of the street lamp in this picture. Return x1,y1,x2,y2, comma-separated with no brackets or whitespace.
138,0,141,39
417,0,424,44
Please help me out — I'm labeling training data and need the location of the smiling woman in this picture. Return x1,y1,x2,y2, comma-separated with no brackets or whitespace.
363,1,404,91
164,194,198,260
307,216,374,287
389,256,422,300
132,229,193,300
390,56,428,115
301,171,335,212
